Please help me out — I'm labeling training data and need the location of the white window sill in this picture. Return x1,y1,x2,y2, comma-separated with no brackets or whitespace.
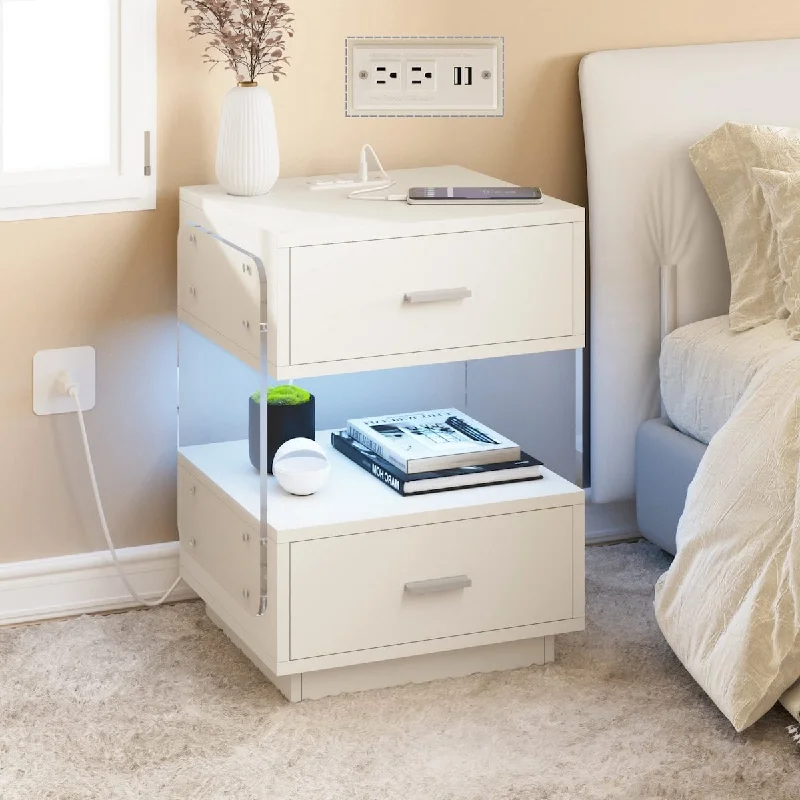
0,193,156,223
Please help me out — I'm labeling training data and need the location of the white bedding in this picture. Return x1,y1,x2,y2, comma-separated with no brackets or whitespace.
660,315,792,444
655,341,800,730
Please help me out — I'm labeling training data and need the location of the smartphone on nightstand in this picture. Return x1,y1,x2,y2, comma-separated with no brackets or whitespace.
407,187,543,205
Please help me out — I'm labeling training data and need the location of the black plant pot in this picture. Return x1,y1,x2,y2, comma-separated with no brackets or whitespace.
249,394,316,474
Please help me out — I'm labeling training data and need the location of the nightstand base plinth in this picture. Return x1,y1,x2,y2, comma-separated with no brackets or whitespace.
207,605,555,702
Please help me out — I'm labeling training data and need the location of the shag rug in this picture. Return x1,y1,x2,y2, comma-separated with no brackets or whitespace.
0,542,797,800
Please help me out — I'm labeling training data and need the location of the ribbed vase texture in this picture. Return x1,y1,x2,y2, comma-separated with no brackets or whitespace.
216,85,280,196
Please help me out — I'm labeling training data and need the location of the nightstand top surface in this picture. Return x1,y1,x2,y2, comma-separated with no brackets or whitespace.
178,432,584,543
180,165,584,248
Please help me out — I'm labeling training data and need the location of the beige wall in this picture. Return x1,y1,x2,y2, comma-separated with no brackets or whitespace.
1,0,798,564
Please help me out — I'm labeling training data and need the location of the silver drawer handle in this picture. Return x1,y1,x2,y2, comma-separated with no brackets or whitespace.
403,287,472,304
404,575,472,595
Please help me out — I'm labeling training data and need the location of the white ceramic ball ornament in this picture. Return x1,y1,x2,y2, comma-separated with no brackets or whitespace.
272,438,331,496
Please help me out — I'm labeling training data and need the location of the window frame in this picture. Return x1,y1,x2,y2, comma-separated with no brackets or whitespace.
0,0,156,221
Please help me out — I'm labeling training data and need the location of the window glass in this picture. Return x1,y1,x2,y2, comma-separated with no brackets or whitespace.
1,0,113,173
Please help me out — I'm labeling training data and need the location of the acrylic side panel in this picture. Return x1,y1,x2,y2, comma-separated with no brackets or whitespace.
177,198,284,372
177,222,269,615
466,350,578,484
259,261,270,611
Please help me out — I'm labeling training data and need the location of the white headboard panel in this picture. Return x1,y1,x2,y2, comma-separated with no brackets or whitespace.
580,38,800,505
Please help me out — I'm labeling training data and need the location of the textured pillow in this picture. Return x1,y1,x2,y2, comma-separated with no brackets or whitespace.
689,123,800,331
753,167,800,340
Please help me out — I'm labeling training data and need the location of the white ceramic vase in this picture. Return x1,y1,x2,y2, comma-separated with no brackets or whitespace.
215,82,280,196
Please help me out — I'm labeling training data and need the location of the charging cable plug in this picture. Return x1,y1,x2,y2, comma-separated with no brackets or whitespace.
349,144,400,201
358,147,370,183
55,370,78,398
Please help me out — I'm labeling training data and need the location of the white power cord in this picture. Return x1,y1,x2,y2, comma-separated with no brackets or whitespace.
59,373,182,608
348,144,407,202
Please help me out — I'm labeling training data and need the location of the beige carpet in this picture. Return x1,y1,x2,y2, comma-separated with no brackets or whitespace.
0,542,797,799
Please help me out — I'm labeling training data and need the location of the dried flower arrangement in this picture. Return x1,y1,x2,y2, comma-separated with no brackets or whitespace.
181,0,294,84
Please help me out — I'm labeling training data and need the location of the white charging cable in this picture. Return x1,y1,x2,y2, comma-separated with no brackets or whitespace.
59,373,182,608
348,144,407,201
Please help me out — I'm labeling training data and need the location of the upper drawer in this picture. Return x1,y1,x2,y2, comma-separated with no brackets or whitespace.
289,507,575,660
289,225,574,365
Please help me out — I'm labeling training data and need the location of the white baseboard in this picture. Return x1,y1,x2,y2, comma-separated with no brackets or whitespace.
0,541,197,627
0,508,639,629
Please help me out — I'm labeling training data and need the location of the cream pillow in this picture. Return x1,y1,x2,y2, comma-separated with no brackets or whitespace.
690,123,800,332
753,167,800,340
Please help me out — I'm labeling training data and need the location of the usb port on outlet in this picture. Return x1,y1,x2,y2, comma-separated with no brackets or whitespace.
454,66,473,86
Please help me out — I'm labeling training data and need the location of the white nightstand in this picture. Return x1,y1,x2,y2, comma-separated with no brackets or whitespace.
177,165,586,701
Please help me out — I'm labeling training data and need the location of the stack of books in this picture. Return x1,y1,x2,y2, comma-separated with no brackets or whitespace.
331,408,543,497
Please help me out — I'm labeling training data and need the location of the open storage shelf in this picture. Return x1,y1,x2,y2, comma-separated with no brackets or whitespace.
178,432,584,544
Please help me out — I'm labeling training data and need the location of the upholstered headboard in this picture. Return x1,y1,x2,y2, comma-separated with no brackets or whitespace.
580,38,800,506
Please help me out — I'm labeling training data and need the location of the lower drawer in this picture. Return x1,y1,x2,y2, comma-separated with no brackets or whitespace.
177,465,261,614
289,507,576,660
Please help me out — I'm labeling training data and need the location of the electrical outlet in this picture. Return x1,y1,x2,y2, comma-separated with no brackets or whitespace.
372,61,402,90
407,62,436,90
33,346,96,416
347,37,503,117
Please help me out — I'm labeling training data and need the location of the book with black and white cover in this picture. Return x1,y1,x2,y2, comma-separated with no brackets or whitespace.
331,431,541,496
346,408,521,474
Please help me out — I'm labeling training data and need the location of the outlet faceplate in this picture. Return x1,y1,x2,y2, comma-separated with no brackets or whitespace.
33,346,96,416
346,37,503,117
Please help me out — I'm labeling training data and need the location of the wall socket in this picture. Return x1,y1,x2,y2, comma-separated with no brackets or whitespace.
346,37,503,117
373,62,402,90
33,346,96,416
407,62,436,90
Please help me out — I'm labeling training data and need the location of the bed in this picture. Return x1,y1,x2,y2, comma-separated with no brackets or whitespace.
579,37,800,550
580,39,800,732
638,315,792,553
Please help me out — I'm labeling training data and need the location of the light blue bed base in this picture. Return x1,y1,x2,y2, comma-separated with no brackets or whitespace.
635,418,707,556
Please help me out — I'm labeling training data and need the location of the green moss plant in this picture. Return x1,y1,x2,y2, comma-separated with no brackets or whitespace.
251,385,311,406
